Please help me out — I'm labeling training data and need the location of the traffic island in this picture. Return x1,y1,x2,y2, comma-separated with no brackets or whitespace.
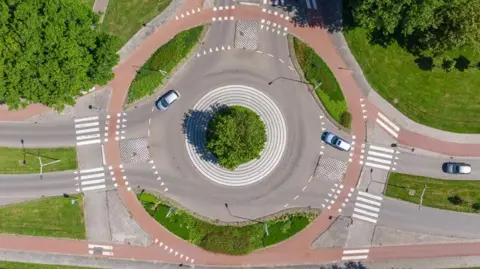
137,192,318,255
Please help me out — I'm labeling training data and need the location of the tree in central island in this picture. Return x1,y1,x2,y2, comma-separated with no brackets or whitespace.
206,106,267,170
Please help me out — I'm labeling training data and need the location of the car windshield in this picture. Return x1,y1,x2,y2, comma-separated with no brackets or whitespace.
160,98,169,108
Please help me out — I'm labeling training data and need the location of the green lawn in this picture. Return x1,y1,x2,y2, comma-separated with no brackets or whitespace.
99,0,172,46
386,173,480,213
292,36,350,128
0,147,77,174
343,9,480,133
127,26,204,103
0,195,86,239
77,0,94,8
0,261,95,269
138,192,317,255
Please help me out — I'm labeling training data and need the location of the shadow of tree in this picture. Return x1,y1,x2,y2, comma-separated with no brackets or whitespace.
181,103,228,164
414,56,434,71
454,55,471,71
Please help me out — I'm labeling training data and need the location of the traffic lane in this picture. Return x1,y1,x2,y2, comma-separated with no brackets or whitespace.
0,172,76,201
395,151,480,180
0,121,75,147
378,198,480,238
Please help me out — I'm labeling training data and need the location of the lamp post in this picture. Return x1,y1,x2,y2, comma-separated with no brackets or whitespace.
268,77,321,90
88,105,103,112
391,143,415,152
224,203,269,236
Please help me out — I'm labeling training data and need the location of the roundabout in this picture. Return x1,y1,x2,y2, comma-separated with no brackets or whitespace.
184,84,287,187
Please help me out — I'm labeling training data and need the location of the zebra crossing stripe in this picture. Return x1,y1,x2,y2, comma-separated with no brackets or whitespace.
76,133,100,141
354,208,379,218
367,150,393,159
79,173,105,180
78,167,104,174
352,213,377,224
80,179,105,186
74,116,98,123
356,197,382,207
76,127,99,134
77,139,101,146
75,122,99,129
364,161,390,171
358,191,383,201
366,156,391,165
81,184,106,191
355,202,380,212
369,145,394,153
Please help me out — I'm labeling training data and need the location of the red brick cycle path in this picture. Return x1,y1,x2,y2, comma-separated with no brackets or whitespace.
2,2,480,267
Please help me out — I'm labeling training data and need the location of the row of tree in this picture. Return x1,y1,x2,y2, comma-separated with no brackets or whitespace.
347,0,480,57
0,0,119,110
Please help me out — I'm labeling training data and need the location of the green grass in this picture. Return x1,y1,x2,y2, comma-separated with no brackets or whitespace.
386,173,480,213
99,0,172,46
343,19,480,133
0,147,77,174
0,195,86,239
77,0,94,8
292,36,349,128
0,261,95,269
138,192,316,255
127,26,204,103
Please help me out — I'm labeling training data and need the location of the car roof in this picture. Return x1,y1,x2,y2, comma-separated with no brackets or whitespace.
163,91,178,104
337,139,351,150
458,164,471,173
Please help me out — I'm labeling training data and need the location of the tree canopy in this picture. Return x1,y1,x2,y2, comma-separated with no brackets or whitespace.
348,0,480,56
206,106,266,170
0,0,119,110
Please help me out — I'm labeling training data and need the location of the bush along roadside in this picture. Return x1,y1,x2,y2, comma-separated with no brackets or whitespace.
127,26,205,103
291,36,349,128
137,192,318,255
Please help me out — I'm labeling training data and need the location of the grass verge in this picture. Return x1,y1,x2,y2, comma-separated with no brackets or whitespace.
343,4,480,133
127,26,204,104
292,36,350,128
0,261,95,269
0,147,77,174
385,173,480,213
0,195,86,239
138,192,317,255
100,0,172,46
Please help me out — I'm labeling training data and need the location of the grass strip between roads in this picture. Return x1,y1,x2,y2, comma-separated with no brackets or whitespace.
343,4,480,133
138,192,317,255
292,36,349,128
0,147,78,174
0,261,95,269
100,0,172,46
127,26,204,104
0,195,86,239
386,172,480,213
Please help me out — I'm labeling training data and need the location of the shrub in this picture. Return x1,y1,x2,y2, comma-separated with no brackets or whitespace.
442,57,455,72
472,202,480,210
340,111,352,128
448,195,463,205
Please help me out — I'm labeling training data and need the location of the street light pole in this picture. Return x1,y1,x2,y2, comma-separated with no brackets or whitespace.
419,184,427,210
37,152,61,180
224,203,269,236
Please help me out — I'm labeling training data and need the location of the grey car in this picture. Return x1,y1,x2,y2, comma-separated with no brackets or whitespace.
155,90,180,111
321,131,351,151
442,162,471,174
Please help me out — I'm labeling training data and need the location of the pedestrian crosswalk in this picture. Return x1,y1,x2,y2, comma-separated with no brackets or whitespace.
75,167,107,193
360,144,399,171
352,191,383,224
341,248,369,261
376,112,400,138
88,244,114,256
75,116,102,146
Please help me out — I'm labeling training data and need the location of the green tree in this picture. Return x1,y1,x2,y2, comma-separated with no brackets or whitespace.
206,106,266,170
0,0,119,110
348,0,480,55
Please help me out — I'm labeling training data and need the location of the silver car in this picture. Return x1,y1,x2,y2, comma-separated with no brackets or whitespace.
442,162,471,174
156,90,180,111
321,131,351,151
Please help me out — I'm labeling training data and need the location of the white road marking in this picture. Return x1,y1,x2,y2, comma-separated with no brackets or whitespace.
377,112,400,131
79,173,105,180
364,161,391,171
369,145,394,153
78,167,104,174
367,150,393,159
75,127,99,134
81,184,106,191
74,116,98,123
76,133,100,141
341,255,368,260
352,213,377,223
343,249,369,255
354,208,379,218
366,156,391,165
88,244,113,250
358,191,383,201
75,122,99,129
81,179,105,186
356,197,382,207
77,139,101,146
